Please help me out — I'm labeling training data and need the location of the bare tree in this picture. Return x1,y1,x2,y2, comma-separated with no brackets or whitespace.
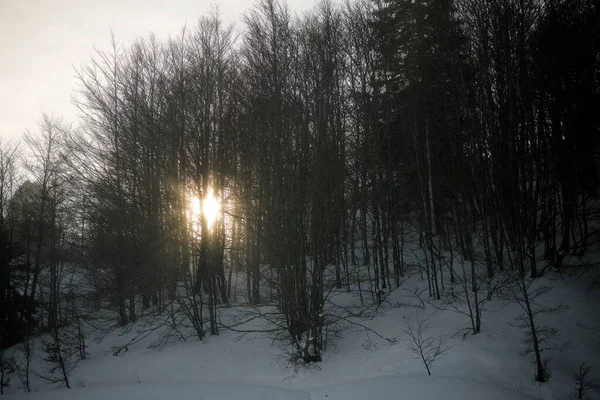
403,314,451,375
440,242,508,335
0,347,16,395
38,325,84,389
18,339,32,392
0,139,28,348
573,361,599,400
22,115,67,328
502,271,567,382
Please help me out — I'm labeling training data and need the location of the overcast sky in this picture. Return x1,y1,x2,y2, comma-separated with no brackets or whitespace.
0,0,313,142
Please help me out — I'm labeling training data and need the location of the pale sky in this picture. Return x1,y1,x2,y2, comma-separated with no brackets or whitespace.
0,0,313,142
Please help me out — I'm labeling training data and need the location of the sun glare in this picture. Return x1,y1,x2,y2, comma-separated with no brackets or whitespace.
189,195,202,222
187,187,221,232
203,188,220,230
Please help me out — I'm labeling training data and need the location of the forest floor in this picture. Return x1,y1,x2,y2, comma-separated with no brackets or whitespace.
3,258,600,400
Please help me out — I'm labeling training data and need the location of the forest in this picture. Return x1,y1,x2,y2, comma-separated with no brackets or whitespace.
0,0,599,393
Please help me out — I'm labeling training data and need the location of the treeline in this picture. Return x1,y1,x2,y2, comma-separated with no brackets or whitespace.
0,0,598,370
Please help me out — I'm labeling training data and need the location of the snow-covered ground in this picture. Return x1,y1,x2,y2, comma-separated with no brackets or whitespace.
5,383,312,400
4,377,541,400
3,267,599,400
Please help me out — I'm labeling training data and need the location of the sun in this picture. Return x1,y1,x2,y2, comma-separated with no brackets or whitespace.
187,186,221,231
202,187,220,230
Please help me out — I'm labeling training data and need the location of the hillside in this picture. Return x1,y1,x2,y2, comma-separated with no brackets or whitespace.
2,263,599,400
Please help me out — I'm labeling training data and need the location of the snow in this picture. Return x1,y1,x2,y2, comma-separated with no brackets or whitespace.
4,377,542,400
2,263,599,400
4,383,312,400
311,376,543,400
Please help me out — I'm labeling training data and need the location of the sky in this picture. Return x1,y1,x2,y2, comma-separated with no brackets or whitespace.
0,0,314,143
